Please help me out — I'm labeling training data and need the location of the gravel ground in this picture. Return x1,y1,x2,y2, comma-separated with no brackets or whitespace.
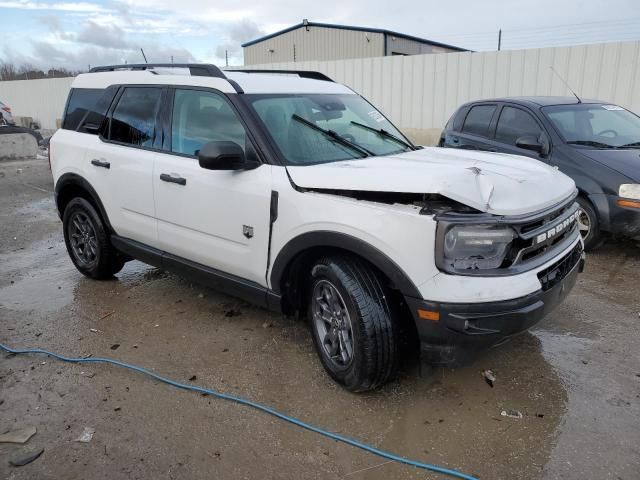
1,157,639,480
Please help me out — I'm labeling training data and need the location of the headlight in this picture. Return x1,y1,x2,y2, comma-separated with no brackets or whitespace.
443,225,515,271
619,184,640,200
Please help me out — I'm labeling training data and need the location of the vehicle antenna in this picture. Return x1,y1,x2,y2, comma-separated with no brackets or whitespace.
140,48,148,64
550,66,581,103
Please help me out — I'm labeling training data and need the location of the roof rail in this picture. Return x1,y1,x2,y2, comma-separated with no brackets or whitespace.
89,63,226,79
230,69,334,82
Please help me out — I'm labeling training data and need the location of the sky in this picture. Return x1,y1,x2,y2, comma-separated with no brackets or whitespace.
0,0,639,70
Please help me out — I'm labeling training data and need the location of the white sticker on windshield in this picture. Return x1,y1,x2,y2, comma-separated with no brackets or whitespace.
602,104,624,111
367,110,386,123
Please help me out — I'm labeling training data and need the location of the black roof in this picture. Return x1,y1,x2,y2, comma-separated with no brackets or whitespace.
470,96,605,107
241,21,468,52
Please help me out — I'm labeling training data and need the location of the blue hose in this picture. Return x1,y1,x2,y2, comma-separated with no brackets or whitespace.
0,342,478,480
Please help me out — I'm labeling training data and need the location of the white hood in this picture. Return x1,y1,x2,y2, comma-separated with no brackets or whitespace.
286,147,576,216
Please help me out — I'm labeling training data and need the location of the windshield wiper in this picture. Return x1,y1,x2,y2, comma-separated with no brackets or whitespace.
349,121,415,150
291,114,373,157
566,140,617,149
618,141,640,149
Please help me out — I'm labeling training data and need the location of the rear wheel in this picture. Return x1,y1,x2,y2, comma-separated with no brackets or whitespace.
308,256,398,392
63,197,124,279
576,196,603,251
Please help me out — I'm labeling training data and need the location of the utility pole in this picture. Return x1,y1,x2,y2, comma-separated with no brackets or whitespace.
293,44,296,62
171,55,174,64
225,50,229,67
497,29,502,51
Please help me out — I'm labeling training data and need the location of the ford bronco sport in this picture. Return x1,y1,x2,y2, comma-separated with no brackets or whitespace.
51,64,585,391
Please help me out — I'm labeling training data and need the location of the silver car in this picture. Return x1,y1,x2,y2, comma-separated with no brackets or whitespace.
0,101,15,126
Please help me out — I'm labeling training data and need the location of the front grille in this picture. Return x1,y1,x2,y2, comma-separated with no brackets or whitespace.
537,242,583,291
505,199,580,268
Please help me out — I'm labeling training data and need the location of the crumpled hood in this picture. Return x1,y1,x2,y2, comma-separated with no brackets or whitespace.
286,147,576,216
576,148,640,182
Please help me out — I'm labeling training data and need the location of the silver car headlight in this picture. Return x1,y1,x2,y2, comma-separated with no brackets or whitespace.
443,225,515,271
619,184,640,200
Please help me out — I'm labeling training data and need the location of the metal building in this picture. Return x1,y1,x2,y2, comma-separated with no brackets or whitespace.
242,20,467,65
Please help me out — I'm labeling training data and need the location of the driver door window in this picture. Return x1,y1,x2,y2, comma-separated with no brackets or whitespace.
495,106,542,146
171,89,247,156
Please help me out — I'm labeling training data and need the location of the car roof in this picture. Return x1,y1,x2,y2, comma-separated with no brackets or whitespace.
71,69,353,95
464,96,605,108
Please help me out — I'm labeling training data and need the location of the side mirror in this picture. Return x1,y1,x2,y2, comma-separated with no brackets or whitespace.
516,135,549,156
198,141,258,171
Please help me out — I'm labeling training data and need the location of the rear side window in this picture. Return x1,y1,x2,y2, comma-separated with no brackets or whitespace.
62,88,106,132
495,106,542,145
462,105,496,137
109,87,162,148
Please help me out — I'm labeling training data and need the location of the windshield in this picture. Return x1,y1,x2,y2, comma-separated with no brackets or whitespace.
246,94,413,165
542,103,640,148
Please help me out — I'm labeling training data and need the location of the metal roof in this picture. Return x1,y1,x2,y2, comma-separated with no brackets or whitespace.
241,21,468,52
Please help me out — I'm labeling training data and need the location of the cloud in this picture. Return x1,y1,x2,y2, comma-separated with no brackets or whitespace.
212,19,264,64
75,21,133,49
0,0,108,13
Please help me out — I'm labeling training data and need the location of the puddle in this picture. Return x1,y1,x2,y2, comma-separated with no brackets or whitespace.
0,254,78,312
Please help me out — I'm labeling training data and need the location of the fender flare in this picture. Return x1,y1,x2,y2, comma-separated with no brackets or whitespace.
54,173,114,232
270,231,422,298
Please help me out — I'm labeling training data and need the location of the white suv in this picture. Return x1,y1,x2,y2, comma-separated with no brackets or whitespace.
51,64,584,391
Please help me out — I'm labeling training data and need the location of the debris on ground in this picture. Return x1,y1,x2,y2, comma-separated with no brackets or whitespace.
482,369,496,388
262,321,273,329
89,328,100,333
9,448,44,467
74,427,95,443
224,309,241,318
80,371,95,378
189,375,197,381
0,426,37,444
99,311,115,320
501,409,523,419
110,344,120,351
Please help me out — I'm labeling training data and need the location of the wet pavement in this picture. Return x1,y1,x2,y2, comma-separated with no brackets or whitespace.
1,157,639,480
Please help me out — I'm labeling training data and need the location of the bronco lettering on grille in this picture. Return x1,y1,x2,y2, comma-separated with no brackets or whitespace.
533,210,580,246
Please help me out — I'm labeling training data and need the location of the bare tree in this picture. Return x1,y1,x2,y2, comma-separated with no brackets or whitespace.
0,62,85,81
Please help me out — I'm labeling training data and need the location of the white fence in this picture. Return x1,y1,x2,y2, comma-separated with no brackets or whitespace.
2,40,640,144
0,77,73,130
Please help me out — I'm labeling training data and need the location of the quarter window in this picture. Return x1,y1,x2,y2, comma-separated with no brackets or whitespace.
63,88,107,132
109,87,162,147
171,89,247,156
462,105,496,137
495,106,542,145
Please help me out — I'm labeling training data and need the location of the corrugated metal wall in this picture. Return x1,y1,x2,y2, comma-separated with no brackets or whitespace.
244,26,385,65
0,77,73,130
385,36,459,56
2,41,640,139
241,40,640,144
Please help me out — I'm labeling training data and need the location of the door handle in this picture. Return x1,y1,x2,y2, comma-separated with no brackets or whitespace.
91,159,110,169
160,173,187,186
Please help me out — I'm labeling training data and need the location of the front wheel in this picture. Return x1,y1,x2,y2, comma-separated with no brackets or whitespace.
576,196,603,251
63,197,124,279
308,256,398,392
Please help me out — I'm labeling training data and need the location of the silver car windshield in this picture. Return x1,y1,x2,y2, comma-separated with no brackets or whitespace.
247,94,413,165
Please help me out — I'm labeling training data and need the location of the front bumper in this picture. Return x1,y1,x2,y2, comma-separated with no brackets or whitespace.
590,193,640,237
405,243,585,367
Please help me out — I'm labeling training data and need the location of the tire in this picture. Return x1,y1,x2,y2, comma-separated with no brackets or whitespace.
576,196,603,251
62,197,124,279
308,255,398,392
